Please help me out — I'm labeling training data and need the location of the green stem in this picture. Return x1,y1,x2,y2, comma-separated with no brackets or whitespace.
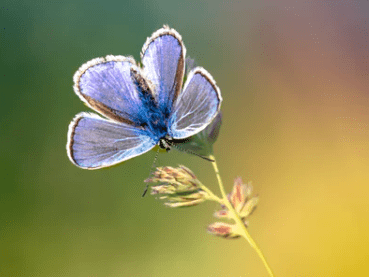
209,155,275,277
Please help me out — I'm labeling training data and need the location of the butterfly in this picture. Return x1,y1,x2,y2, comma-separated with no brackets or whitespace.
67,25,222,169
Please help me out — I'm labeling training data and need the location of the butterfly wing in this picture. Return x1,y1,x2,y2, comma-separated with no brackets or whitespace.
168,67,222,139
67,112,157,169
141,25,186,116
172,112,222,156
73,55,152,127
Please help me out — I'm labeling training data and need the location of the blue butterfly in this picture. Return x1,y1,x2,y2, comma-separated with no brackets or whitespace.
67,25,222,169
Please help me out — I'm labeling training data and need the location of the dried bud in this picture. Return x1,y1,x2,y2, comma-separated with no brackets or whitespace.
207,222,240,239
163,191,208,208
146,166,208,207
239,196,259,219
209,177,258,239
227,177,258,220
145,165,200,193
213,209,231,219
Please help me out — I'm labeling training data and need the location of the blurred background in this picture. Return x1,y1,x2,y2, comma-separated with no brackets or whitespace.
0,0,368,276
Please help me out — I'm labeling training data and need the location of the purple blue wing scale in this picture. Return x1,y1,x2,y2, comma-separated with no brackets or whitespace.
141,25,186,116
169,67,222,139
73,55,148,126
67,112,157,169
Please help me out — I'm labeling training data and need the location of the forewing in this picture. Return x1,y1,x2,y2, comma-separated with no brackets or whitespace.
169,67,222,139
67,112,157,169
73,55,148,126
141,25,186,115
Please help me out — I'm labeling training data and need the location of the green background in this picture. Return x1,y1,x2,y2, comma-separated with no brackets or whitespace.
1,0,368,276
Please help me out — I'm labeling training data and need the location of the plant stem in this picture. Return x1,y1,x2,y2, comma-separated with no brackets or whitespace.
208,155,275,277
197,181,223,203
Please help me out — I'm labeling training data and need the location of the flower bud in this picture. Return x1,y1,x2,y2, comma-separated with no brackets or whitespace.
209,177,259,239
207,222,240,239
146,166,208,207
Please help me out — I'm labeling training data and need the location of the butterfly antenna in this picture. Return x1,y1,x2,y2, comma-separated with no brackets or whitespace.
168,141,215,162
142,147,160,197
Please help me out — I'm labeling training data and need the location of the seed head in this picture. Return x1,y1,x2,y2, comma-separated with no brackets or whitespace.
208,177,259,238
145,166,208,207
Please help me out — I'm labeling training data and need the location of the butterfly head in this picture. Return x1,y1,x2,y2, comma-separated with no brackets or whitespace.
158,135,173,152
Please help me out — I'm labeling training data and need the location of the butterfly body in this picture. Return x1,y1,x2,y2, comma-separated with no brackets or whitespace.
130,68,168,141
67,26,222,169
